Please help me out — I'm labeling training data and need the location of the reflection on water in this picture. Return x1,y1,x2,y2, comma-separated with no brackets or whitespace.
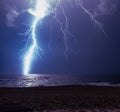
0,74,119,87
0,74,82,87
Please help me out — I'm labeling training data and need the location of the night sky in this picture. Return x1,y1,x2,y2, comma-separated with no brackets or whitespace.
0,0,120,77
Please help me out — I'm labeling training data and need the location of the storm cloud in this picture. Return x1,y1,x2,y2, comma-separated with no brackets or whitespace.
4,0,120,27
6,8,19,27
94,0,118,17
4,0,30,27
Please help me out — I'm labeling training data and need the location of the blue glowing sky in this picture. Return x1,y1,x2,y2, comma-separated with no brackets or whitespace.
0,0,120,75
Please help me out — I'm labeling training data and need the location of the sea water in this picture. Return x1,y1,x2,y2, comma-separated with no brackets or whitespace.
0,74,119,87
0,74,82,87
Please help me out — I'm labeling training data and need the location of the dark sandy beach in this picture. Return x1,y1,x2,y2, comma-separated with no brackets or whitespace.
0,85,120,112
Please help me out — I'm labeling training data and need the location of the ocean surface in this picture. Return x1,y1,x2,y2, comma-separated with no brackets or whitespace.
0,74,120,87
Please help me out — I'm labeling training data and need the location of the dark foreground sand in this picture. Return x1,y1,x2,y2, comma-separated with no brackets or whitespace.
0,85,120,112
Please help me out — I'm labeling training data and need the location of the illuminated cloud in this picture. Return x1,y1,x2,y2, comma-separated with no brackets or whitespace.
6,9,19,27
4,0,30,27
94,0,118,17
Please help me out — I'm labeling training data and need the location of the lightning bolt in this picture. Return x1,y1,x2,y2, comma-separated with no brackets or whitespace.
23,0,104,75
23,0,50,75
76,0,105,33
50,0,105,58
53,0,75,58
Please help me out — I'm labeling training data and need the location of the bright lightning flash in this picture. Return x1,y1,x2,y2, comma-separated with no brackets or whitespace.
23,0,50,75
23,0,104,75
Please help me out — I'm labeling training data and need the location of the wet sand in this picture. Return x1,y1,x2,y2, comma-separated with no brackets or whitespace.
0,85,120,112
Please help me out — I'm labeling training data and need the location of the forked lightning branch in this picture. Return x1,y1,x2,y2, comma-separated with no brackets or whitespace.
23,0,104,75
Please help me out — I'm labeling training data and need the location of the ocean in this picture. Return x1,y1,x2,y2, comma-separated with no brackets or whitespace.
0,74,82,87
0,74,119,87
